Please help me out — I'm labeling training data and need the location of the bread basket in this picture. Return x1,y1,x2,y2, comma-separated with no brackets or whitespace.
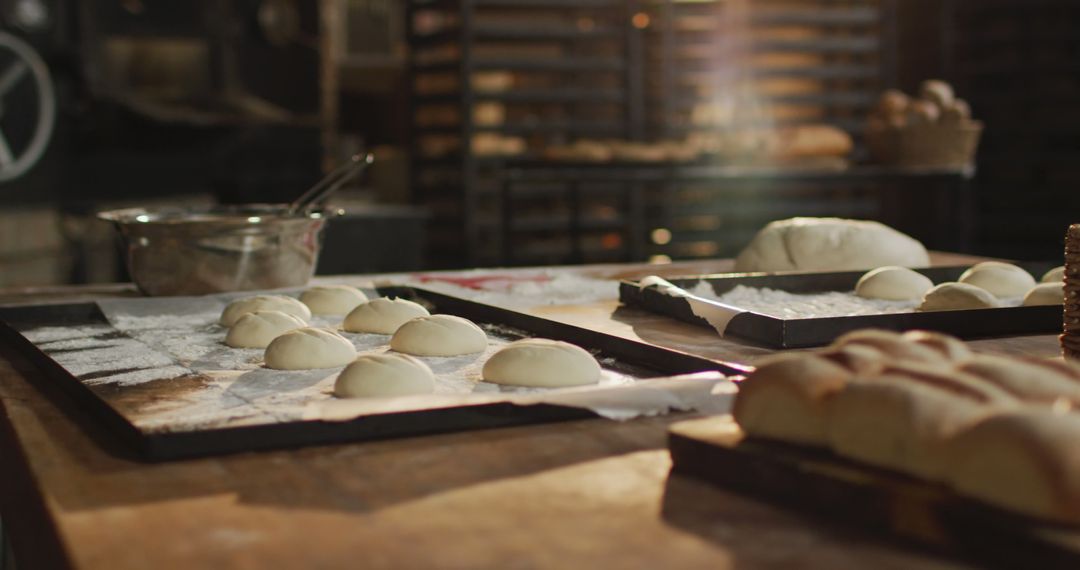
865,121,983,169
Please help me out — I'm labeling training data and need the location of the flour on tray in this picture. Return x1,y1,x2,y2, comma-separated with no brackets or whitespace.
689,283,918,319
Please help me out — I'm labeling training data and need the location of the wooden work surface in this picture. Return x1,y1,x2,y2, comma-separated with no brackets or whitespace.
0,255,1060,569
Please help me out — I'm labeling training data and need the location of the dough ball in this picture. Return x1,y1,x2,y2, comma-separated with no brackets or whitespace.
225,311,307,348
959,262,1036,298
334,353,435,398
300,285,368,315
482,339,601,388
876,89,909,117
919,282,1000,311
1042,266,1065,283
1023,282,1064,307
220,295,311,327
919,79,955,110
390,315,487,357
855,266,934,301
940,99,971,124
907,99,941,125
734,217,929,273
264,327,357,370
342,297,430,334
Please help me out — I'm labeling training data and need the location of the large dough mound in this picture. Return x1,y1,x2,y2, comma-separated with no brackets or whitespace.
264,327,357,370
734,217,929,273
300,285,368,315
390,314,488,356
220,295,311,327
225,310,307,348
334,353,435,398
343,297,430,334
482,339,601,388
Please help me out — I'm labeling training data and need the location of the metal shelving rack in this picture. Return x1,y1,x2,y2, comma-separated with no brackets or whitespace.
408,0,961,268
407,0,644,267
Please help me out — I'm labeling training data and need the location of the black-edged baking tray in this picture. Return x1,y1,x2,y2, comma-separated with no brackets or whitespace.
620,263,1063,349
0,287,742,461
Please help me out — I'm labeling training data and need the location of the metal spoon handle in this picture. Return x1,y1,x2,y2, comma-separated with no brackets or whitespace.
287,152,374,215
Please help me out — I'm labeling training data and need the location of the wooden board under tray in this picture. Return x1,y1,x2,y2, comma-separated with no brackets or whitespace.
668,416,1080,569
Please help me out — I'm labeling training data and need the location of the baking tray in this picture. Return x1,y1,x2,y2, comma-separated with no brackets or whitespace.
669,417,1080,568
619,263,1063,348
0,287,742,461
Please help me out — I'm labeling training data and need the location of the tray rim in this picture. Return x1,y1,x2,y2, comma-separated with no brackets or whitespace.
619,263,1064,348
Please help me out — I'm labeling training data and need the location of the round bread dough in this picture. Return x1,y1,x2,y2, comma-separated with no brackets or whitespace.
918,282,1000,312
958,262,1036,298
390,315,487,356
734,217,930,273
225,311,307,348
1023,282,1064,307
220,295,310,327
1042,266,1065,283
334,353,435,398
855,266,934,301
482,339,601,388
264,327,357,370
300,285,368,315
342,297,430,334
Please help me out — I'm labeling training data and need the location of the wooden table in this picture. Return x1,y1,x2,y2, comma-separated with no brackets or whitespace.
0,257,1058,569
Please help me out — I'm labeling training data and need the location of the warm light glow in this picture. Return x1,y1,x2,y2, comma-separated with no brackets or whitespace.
135,215,150,223
649,254,672,265
576,17,595,32
601,233,623,249
247,216,262,223
632,12,650,29
651,228,672,245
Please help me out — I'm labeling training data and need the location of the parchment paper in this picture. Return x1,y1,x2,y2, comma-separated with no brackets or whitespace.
18,289,733,433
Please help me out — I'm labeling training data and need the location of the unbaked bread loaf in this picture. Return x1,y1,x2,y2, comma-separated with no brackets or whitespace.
831,329,948,366
901,330,973,363
825,366,1013,479
958,355,1080,406
733,325,1080,523
819,343,889,376
732,353,851,446
947,410,1080,524
734,218,930,273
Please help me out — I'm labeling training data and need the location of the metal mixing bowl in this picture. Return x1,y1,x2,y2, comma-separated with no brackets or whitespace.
99,204,334,296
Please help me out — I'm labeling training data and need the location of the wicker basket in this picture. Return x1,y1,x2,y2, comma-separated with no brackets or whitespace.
1063,225,1080,360
866,121,983,169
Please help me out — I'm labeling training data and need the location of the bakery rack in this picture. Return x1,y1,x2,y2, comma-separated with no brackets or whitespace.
407,0,970,268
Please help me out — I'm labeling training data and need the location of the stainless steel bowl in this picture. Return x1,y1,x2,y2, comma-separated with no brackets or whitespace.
99,204,334,296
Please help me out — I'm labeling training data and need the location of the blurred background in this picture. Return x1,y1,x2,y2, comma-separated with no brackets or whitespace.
0,0,1076,287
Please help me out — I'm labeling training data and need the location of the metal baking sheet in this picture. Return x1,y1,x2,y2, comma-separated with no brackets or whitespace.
0,287,740,461
619,263,1063,348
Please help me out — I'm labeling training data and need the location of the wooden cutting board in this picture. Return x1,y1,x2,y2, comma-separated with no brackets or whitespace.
668,416,1080,569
